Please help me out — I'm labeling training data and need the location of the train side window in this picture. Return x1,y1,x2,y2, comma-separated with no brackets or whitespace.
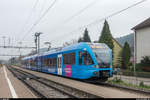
53,58,57,67
46,58,57,68
48,59,50,67
50,59,52,67
63,53,75,65
83,51,94,65
34,58,37,66
30,60,33,66
42,58,47,67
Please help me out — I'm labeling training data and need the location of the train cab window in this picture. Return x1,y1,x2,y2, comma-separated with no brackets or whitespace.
80,51,94,65
63,53,75,65
84,51,94,65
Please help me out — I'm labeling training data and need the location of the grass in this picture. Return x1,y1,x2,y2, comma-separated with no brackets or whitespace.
107,77,150,91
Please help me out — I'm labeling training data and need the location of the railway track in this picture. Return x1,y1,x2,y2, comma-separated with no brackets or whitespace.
85,80,150,96
7,66,100,98
8,65,150,98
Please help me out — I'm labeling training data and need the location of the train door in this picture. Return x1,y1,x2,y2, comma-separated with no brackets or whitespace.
57,54,62,75
37,56,42,71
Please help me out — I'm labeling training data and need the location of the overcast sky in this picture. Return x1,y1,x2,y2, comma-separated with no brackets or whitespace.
0,0,150,60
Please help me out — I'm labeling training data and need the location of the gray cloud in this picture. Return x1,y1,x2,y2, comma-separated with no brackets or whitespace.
0,0,150,60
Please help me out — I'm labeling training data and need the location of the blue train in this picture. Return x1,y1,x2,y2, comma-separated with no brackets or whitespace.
22,42,113,81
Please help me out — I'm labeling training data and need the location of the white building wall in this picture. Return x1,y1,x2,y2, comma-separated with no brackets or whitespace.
136,27,150,63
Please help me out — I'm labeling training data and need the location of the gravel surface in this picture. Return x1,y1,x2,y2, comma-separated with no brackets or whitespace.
8,66,70,98
26,79,69,98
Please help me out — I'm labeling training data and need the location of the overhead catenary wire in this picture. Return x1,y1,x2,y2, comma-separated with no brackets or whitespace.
50,0,147,43
18,0,40,39
38,0,47,17
63,0,99,23
86,0,148,28
21,0,58,41
47,0,100,37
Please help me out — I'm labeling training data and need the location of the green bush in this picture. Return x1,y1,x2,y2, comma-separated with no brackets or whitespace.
141,56,150,66
140,56,150,72
139,81,144,87
136,63,143,72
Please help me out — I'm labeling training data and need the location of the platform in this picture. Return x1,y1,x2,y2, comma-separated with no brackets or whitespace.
0,66,37,98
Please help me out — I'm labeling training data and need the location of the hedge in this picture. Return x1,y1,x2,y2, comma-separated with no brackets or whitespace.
121,70,150,78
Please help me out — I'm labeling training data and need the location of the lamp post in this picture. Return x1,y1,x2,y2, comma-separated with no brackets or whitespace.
44,42,51,51
35,32,43,54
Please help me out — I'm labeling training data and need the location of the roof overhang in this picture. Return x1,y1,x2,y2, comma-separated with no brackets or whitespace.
131,17,150,30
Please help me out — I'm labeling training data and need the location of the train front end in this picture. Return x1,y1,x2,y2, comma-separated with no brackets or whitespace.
88,43,113,80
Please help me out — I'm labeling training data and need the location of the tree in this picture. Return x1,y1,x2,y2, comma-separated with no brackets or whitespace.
82,28,91,42
78,37,83,43
78,28,91,43
98,20,114,50
121,42,131,69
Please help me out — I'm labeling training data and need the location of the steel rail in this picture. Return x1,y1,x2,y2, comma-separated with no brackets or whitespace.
7,66,99,98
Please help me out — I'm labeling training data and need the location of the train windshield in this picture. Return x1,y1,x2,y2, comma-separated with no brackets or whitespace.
92,48,111,67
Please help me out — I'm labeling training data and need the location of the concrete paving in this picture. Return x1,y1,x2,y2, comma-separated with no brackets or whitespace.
0,66,37,98
0,66,12,98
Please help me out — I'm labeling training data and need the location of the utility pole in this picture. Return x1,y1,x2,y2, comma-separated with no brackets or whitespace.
8,37,10,46
2,36,6,48
34,34,38,54
18,42,22,56
34,32,43,71
18,42,22,65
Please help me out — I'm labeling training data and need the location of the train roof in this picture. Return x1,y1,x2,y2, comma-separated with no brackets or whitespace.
22,42,110,60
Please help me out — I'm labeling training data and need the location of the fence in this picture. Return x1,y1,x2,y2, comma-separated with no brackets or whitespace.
112,70,150,86
121,70,150,78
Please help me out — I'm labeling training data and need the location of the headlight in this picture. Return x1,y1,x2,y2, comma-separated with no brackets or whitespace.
93,65,99,68
93,71,99,76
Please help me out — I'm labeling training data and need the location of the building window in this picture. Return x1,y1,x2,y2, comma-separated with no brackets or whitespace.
63,52,75,65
